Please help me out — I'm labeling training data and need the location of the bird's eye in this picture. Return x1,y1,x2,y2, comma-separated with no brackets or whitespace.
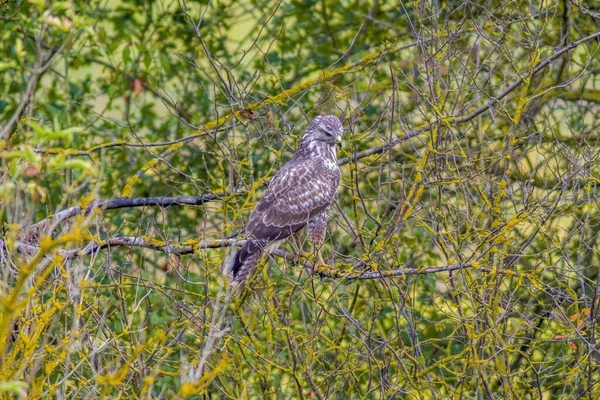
320,128,333,136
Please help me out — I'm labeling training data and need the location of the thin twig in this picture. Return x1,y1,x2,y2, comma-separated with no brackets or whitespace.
337,31,600,166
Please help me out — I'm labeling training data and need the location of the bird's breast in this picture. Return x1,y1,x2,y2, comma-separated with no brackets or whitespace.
323,158,338,170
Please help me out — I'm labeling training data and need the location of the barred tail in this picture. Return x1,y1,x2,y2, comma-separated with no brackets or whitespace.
228,242,261,287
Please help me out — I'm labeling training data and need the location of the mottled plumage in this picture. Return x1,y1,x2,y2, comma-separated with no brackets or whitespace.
229,115,344,287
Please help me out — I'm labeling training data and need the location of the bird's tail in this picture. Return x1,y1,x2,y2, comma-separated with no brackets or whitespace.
228,241,261,287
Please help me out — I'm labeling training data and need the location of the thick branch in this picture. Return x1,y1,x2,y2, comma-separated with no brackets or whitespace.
4,237,240,260
24,193,229,237
269,250,503,280
3,236,513,281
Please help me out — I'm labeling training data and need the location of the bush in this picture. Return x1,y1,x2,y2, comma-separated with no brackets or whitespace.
1,0,599,397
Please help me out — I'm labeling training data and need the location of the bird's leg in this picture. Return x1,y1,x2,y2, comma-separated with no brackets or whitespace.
314,246,326,270
307,211,331,274
311,245,337,279
310,242,332,276
292,232,309,262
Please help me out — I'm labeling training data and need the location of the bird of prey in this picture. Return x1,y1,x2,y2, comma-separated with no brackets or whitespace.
228,115,344,287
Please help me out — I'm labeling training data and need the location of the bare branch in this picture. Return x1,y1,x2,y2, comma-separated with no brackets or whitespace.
4,236,510,282
24,193,232,237
1,31,73,141
338,31,600,166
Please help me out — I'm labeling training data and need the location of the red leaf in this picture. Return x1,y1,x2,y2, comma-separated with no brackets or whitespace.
134,79,143,97
24,163,39,177
239,108,256,121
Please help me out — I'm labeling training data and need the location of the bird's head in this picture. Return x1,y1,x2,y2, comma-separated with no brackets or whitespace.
304,115,344,147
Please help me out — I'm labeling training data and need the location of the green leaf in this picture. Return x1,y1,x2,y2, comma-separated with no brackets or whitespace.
143,51,152,69
0,381,28,397
0,62,15,72
123,45,131,65
27,121,49,136
50,1,72,12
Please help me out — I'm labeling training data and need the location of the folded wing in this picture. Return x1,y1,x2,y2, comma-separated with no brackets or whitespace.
246,158,340,248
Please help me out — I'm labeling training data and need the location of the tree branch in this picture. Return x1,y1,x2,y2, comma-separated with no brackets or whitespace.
21,33,600,244
35,125,223,157
3,236,240,260
3,235,516,282
1,31,72,141
24,193,232,237
338,31,600,166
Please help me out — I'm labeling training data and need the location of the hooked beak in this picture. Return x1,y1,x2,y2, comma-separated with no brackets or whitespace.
336,136,342,148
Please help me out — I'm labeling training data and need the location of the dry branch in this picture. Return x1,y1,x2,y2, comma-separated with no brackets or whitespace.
3,236,507,281
339,31,600,165
24,193,231,237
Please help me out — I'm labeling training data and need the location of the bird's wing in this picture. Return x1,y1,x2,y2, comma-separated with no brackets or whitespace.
246,158,340,244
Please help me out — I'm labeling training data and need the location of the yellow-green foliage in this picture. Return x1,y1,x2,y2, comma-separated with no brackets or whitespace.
1,0,600,398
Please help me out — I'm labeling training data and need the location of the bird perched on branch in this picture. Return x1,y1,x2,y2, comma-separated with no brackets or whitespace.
228,115,344,287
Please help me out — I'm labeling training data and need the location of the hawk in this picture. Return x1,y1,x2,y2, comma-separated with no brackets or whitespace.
229,115,344,287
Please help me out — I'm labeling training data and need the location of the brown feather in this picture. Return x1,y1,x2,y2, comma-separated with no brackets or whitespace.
228,115,343,288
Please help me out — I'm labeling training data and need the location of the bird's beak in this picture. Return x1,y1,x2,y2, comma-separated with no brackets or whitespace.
336,136,342,148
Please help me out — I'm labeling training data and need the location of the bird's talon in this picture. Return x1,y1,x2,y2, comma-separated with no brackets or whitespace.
312,261,332,276
318,268,330,279
295,250,310,263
